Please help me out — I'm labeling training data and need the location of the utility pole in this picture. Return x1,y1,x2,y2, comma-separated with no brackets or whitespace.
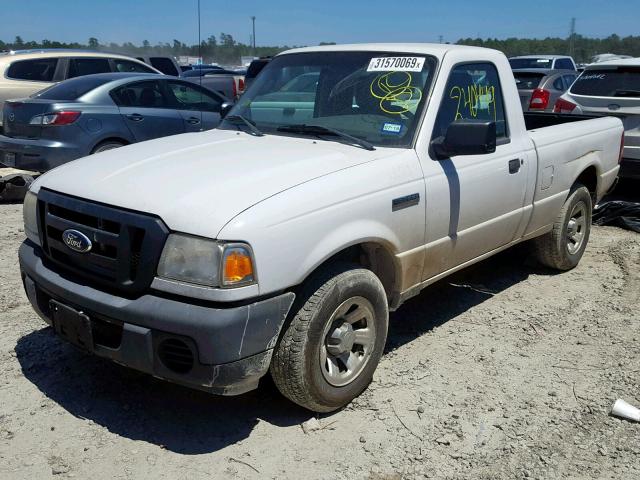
251,16,256,56
569,17,576,58
438,35,443,44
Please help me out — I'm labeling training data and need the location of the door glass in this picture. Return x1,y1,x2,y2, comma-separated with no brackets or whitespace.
563,75,577,90
166,82,222,112
68,58,111,78
7,58,58,81
552,77,565,91
111,81,170,108
555,59,575,70
433,62,508,140
150,57,179,76
113,59,155,73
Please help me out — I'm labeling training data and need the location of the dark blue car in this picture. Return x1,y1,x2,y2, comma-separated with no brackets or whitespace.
0,73,230,172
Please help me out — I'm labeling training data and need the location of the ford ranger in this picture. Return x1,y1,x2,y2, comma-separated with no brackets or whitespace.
18,44,623,412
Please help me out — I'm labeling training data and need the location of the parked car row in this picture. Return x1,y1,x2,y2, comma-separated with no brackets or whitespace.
0,73,228,172
509,53,638,179
1,47,638,183
0,50,160,128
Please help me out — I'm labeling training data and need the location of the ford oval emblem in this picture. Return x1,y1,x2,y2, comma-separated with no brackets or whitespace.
62,229,92,253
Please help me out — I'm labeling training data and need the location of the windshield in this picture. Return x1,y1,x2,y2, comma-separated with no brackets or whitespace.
570,67,640,97
220,51,437,147
509,58,553,69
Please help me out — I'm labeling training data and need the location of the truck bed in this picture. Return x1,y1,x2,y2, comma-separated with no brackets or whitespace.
523,112,599,131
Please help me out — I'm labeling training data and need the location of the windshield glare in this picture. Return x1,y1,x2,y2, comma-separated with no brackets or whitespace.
221,51,437,147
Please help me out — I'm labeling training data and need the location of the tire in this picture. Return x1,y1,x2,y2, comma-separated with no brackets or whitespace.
270,263,388,412
92,141,125,154
532,183,592,271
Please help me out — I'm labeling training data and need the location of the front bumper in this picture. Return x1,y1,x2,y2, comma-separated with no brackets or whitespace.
19,241,295,395
0,134,84,172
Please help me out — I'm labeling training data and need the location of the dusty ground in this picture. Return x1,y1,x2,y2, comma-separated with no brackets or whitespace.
0,201,638,480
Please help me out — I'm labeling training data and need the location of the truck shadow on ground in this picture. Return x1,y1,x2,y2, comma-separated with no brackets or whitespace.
15,244,545,454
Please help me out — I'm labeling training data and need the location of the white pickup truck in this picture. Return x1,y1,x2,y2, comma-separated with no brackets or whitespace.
19,44,623,412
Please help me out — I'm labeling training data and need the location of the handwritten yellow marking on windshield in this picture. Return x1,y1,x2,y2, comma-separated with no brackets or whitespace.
370,71,423,115
449,84,497,121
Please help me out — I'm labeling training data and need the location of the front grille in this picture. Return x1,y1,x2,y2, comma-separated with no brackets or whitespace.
37,188,169,296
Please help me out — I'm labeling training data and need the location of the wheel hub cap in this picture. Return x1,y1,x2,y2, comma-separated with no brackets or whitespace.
566,202,587,255
326,323,356,356
320,296,377,387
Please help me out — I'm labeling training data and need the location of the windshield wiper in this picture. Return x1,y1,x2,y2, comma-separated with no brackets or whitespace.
224,115,264,136
613,89,640,98
277,124,376,151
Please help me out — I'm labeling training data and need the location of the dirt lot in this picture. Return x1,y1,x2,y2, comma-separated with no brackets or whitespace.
0,201,638,480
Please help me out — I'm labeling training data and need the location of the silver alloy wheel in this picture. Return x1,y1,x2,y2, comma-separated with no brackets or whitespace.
566,201,587,255
320,296,377,387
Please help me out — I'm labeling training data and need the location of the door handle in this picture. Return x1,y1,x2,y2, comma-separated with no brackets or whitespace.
126,114,144,122
187,117,201,125
508,159,522,174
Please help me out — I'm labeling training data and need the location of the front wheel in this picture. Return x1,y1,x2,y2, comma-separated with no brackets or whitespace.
532,183,592,270
270,264,388,412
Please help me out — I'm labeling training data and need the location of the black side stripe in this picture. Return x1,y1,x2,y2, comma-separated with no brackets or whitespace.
392,193,420,212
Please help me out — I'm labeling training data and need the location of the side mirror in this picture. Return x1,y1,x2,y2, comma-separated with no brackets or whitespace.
220,102,234,119
431,120,497,160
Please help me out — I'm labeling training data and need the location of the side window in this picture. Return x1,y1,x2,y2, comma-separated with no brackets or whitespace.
166,81,222,112
110,81,170,108
563,75,577,90
113,59,155,73
552,77,565,91
6,58,58,82
555,59,574,70
150,57,180,76
68,58,111,78
433,62,508,141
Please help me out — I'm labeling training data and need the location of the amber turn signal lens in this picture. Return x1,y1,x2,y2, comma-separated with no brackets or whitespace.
223,248,254,285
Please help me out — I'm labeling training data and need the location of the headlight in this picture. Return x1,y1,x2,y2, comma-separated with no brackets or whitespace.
157,234,256,288
23,191,41,246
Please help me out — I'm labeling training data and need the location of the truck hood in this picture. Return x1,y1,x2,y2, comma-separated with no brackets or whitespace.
33,129,393,238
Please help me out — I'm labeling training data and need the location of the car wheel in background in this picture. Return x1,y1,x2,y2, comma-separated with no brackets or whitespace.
91,141,125,154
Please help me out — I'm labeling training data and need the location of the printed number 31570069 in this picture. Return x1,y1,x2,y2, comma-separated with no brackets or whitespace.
367,57,425,72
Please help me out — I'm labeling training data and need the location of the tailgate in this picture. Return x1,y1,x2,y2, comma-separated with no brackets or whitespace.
3,100,49,139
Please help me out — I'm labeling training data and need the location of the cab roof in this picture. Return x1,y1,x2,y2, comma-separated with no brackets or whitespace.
279,43,496,61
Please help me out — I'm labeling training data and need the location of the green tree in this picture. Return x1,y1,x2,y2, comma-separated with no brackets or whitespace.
88,37,99,49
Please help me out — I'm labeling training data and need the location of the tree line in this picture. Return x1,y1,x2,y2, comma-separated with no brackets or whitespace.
457,34,640,63
2,34,639,65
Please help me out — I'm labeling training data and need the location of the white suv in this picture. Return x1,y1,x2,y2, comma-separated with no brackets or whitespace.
554,58,640,179
0,49,160,128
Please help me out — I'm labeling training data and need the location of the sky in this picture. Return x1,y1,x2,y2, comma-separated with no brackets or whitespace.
1,0,638,47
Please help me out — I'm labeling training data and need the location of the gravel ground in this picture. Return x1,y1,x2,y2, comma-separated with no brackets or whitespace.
0,201,638,480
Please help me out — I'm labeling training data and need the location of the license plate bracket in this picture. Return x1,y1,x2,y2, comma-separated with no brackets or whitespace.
50,300,93,351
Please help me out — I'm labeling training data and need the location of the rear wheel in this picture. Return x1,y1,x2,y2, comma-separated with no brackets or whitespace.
92,141,125,154
270,263,388,412
532,184,592,270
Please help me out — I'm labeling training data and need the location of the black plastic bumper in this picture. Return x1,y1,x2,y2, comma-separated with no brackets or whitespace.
19,240,295,395
619,157,640,180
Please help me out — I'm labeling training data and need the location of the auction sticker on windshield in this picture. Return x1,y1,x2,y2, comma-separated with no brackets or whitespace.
367,57,425,72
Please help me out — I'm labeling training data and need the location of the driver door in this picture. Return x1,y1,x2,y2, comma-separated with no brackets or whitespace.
419,62,529,279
